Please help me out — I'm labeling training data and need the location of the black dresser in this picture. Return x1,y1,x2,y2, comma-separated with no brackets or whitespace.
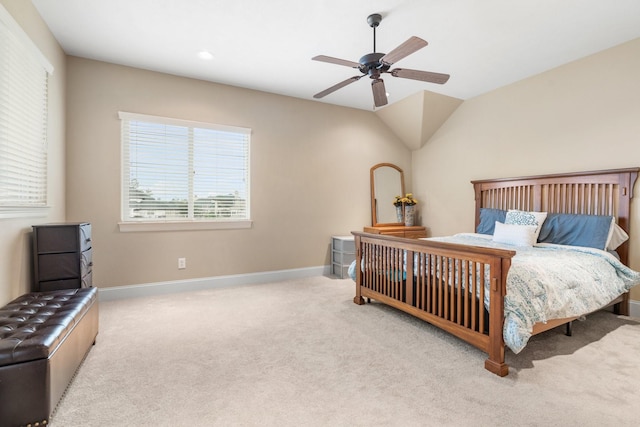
32,222,93,292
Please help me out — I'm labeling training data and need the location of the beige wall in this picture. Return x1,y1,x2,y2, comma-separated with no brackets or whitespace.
0,0,66,305
3,0,638,305
412,37,640,300
65,57,411,287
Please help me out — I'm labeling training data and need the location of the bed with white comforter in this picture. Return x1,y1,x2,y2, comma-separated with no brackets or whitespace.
425,233,640,353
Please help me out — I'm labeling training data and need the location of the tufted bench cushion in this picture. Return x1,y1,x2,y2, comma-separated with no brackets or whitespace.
0,287,98,426
0,288,97,366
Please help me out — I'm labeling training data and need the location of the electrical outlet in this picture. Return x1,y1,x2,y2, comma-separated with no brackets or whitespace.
178,258,186,269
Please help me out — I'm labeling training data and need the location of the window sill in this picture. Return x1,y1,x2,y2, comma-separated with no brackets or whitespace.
0,206,50,219
118,220,253,232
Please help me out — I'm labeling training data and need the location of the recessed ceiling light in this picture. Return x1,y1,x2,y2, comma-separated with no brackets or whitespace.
198,51,214,60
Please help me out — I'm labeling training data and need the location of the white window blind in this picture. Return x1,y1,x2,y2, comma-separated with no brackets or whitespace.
119,112,251,223
0,5,53,216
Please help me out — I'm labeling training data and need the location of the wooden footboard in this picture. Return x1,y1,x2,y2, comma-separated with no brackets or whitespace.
352,232,515,376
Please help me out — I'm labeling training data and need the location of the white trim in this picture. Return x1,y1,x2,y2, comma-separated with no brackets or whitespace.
118,112,251,224
92,271,640,320
118,219,253,232
0,4,51,214
0,206,50,219
98,265,332,301
629,299,640,320
118,111,251,135
0,4,54,74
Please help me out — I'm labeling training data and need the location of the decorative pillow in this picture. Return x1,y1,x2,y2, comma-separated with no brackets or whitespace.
492,222,538,247
476,208,507,235
606,222,629,251
538,213,612,250
504,210,547,241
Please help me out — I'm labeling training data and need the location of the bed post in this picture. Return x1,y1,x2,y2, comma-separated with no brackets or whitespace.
353,234,365,305
484,257,511,377
613,169,639,316
473,183,482,230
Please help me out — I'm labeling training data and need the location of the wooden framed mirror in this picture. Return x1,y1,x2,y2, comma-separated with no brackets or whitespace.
370,163,405,226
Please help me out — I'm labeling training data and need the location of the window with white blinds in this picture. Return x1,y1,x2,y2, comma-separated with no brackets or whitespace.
119,112,251,225
0,5,53,217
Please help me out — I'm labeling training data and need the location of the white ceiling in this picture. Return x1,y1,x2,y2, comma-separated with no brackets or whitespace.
33,0,640,111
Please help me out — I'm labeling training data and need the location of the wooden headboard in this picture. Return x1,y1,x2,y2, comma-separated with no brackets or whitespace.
471,168,639,265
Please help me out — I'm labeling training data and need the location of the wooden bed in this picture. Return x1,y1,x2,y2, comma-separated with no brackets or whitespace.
352,168,639,376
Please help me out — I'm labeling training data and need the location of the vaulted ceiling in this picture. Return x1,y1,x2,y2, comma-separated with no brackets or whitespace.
33,0,640,112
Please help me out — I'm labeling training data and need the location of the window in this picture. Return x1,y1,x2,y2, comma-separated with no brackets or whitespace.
119,112,251,231
0,5,53,218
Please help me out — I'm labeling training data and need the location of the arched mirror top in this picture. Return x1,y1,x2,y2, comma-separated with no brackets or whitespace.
370,163,405,226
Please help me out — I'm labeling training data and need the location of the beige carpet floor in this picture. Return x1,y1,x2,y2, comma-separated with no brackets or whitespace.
51,276,640,426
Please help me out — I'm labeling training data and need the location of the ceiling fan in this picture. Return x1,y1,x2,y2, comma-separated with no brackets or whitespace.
312,13,450,108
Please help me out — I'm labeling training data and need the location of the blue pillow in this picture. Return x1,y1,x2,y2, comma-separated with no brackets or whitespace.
537,213,613,250
476,208,507,235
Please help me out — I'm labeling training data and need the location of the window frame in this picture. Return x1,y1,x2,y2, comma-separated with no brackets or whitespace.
0,5,53,219
118,112,252,232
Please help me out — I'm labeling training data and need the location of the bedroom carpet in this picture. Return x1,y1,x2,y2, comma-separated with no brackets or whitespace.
50,276,640,426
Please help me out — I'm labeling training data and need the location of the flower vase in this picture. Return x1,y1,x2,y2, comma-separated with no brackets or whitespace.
395,205,404,223
404,205,415,227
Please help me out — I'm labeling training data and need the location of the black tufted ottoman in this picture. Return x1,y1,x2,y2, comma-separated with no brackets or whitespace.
0,287,98,427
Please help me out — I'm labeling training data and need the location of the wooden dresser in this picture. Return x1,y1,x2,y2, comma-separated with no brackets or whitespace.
363,225,426,239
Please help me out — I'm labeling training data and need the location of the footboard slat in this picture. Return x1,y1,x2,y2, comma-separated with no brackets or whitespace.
455,259,462,325
353,232,515,376
478,263,486,334
437,256,443,318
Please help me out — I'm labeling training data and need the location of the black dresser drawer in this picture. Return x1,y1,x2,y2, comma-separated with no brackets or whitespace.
39,278,82,292
32,223,93,292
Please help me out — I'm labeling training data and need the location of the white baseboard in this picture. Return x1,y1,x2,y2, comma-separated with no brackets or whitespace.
630,299,640,319
98,265,332,301
96,272,640,318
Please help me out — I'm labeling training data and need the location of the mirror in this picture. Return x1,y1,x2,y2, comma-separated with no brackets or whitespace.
370,163,405,226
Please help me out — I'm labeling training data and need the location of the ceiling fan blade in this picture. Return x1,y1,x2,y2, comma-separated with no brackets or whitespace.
312,55,361,68
313,75,363,99
380,36,428,66
390,68,450,84
371,79,388,107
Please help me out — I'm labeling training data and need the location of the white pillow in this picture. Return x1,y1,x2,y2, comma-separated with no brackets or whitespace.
505,210,547,242
492,222,538,247
606,219,629,251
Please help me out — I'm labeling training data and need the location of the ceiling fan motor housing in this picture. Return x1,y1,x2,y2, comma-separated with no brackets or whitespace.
358,52,390,78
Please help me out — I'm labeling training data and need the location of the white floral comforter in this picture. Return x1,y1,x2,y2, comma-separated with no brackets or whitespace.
428,233,640,353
